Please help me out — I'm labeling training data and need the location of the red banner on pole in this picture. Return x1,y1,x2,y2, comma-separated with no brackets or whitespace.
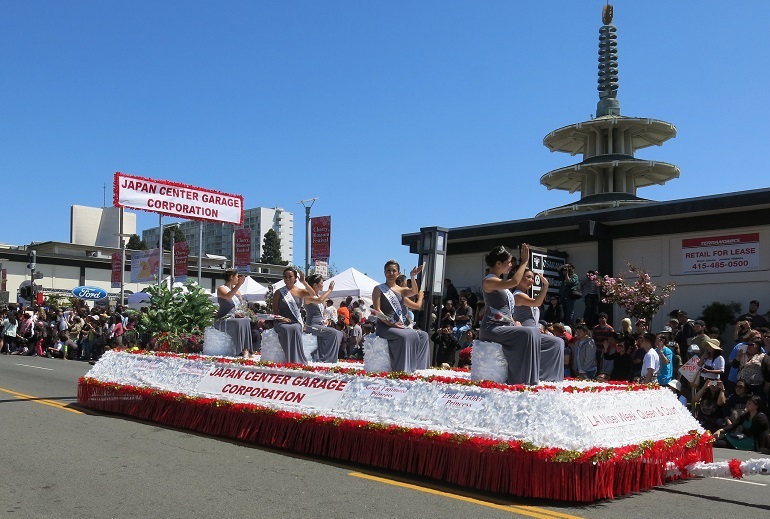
174,242,190,282
234,228,251,274
111,252,122,289
311,216,331,261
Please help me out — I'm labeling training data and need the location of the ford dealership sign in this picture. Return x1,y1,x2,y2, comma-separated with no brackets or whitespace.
72,286,108,300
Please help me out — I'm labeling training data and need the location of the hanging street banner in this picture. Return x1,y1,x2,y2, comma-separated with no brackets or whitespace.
111,252,122,288
114,171,244,225
234,228,251,274
174,242,189,282
131,248,160,283
310,215,331,261
682,233,760,275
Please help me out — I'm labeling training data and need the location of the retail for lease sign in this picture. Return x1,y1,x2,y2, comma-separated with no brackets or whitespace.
682,233,760,274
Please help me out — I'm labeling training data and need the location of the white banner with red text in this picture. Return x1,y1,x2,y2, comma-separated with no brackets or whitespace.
114,171,244,225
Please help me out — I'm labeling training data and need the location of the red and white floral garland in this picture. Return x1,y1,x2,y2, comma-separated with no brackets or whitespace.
118,348,662,395
666,457,770,479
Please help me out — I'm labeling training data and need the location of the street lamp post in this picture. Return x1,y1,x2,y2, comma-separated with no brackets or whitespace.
167,223,181,286
298,197,318,274
115,232,134,307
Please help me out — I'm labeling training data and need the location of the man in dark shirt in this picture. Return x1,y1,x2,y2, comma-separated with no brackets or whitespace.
443,279,459,306
671,309,695,358
736,300,769,329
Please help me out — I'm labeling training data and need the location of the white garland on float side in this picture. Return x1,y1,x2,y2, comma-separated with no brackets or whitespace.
665,458,770,479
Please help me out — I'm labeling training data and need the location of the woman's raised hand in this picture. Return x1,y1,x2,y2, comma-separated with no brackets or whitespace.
329,280,335,290
410,264,424,277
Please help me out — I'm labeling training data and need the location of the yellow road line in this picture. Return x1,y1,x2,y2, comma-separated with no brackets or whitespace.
349,472,588,519
0,386,84,414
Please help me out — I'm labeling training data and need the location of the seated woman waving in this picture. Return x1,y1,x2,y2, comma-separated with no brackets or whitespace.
215,269,253,357
272,267,313,364
512,269,564,382
479,244,544,385
303,274,344,363
395,274,425,327
371,260,430,373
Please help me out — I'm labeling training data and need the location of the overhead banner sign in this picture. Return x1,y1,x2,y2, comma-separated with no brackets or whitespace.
114,171,244,225
174,242,189,282
111,252,122,288
234,228,251,274
311,215,331,260
682,233,760,274
131,248,160,283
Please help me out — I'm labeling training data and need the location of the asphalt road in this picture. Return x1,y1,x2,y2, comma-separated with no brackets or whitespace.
0,355,768,519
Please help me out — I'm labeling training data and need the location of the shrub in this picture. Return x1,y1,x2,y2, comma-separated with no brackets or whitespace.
700,301,741,334
136,280,216,352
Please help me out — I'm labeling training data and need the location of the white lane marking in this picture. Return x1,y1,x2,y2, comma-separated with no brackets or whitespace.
712,476,767,487
15,364,55,371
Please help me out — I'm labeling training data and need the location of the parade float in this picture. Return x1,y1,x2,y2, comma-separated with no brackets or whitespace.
78,344,714,502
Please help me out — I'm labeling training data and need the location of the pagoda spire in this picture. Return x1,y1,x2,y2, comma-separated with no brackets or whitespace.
596,4,620,117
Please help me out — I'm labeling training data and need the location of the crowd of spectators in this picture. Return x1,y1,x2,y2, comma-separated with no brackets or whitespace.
1,301,138,362
435,283,770,454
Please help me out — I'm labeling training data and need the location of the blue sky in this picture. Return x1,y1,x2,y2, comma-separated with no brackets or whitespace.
2,1,769,280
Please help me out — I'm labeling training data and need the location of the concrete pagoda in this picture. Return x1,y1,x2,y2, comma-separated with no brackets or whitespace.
538,4,679,216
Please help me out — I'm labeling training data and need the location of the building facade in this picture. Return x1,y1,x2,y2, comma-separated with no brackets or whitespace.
70,206,137,248
142,206,294,265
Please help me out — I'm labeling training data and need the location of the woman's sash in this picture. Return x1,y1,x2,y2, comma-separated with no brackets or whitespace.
280,287,304,327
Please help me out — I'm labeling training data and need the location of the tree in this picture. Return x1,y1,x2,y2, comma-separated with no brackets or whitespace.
126,234,147,250
260,229,288,265
700,301,741,334
590,263,676,322
158,226,186,251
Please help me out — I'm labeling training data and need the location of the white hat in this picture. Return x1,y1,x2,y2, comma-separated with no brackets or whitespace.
667,380,682,392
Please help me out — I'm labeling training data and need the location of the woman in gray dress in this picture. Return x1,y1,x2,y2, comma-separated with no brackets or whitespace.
371,260,430,373
303,274,343,363
215,269,253,357
479,244,543,385
272,267,311,364
512,269,564,382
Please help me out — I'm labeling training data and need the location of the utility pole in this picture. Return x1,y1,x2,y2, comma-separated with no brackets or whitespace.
298,197,318,274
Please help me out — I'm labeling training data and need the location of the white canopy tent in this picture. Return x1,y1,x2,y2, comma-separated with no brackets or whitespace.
270,268,380,301
239,276,269,302
322,268,379,300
